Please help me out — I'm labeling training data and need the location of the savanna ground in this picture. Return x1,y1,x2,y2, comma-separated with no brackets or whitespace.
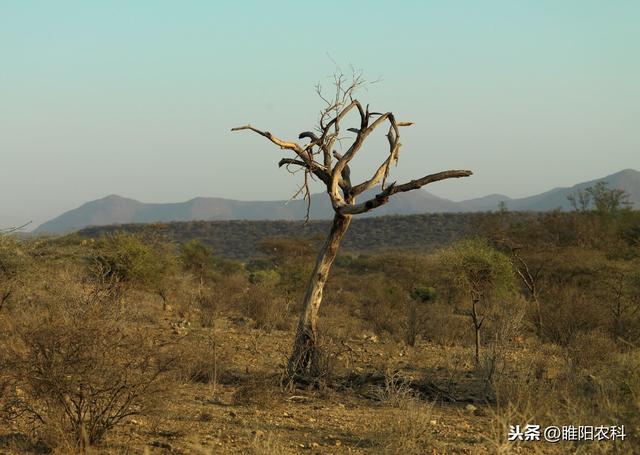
1,185,640,454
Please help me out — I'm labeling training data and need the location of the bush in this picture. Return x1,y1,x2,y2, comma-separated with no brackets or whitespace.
373,399,436,454
421,304,470,346
173,335,222,385
241,282,290,332
197,292,220,328
360,274,406,338
179,239,213,283
89,233,172,291
567,329,618,371
411,286,437,303
0,288,175,450
542,285,605,345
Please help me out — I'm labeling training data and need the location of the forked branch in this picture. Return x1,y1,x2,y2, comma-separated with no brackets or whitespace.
232,94,472,220
231,125,316,169
338,170,474,215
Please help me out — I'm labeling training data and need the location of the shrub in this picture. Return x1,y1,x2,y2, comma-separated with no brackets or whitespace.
179,239,214,285
0,289,175,450
411,286,437,303
421,304,470,346
197,292,220,328
373,369,415,406
360,274,406,338
241,282,290,332
542,285,605,345
567,329,618,371
374,399,437,454
173,335,222,385
89,233,171,291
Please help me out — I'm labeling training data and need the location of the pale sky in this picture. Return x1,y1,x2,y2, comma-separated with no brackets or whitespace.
1,1,638,229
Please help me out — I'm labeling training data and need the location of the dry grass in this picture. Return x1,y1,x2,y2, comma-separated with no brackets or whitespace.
1,233,639,453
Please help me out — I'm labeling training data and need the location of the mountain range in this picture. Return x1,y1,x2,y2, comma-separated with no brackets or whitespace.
34,169,640,234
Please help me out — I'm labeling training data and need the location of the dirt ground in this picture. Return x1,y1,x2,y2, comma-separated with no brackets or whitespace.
49,316,526,455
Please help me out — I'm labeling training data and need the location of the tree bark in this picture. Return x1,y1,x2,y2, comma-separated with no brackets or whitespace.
287,213,352,378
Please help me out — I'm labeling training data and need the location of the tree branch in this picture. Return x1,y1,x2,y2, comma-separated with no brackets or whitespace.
337,170,473,215
0,221,32,235
278,158,331,186
351,118,410,195
231,125,314,165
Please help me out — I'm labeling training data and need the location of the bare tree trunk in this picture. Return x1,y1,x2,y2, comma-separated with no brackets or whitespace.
287,213,352,378
513,252,544,336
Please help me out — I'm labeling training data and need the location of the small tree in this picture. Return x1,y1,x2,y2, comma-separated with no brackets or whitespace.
568,181,631,215
90,233,167,286
597,260,640,339
179,239,214,296
89,233,174,309
509,247,545,337
438,239,515,364
233,73,472,379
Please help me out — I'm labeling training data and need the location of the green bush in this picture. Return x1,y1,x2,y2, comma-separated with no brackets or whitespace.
411,286,437,303
90,233,171,290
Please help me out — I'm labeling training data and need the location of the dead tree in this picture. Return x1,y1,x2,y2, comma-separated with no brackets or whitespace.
232,75,472,380
511,248,544,336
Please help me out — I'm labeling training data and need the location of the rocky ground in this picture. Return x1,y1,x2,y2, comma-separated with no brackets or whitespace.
61,316,537,454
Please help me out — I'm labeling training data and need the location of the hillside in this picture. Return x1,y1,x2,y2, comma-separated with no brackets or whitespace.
76,212,505,259
508,168,640,211
36,169,639,234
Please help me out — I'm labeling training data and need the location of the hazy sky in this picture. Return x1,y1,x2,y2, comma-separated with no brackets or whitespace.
1,1,638,229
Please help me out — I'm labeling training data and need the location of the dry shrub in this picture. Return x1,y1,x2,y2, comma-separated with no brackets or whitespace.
0,286,175,451
373,369,415,406
241,282,290,332
198,272,251,327
542,285,605,345
374,399,437,454
421,304,470,347
566,329,618,370
211,272,249,304
486,343,639,453
403,300,420,347
479,295,527,399
173,335,224,386
197,292,220,328
362,299,403,340
249,431,292,455
483,400,540,455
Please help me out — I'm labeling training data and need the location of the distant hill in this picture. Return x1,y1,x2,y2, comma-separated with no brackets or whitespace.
34,169,639,234
458,194,512,211
77,213,487,258
506,168,640,211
